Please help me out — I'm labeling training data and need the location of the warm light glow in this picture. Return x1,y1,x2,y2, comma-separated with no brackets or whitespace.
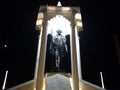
47,15,71,37
36,19,43,26
76,21,82,27
47,7,56,11
37,13,44,19
75,13,82,20
75,13,83,31
62,7,71,11
80,87,82,90
42,78,46,90
36,13,44,26
69,77,73,90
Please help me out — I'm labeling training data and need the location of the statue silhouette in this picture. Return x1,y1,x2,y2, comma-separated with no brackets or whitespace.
49,30,68,71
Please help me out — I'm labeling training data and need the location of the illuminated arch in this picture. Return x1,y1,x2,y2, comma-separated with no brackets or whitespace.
47,15,71,36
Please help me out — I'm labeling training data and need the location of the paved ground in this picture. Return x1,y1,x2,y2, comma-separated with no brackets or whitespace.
46,74,71,90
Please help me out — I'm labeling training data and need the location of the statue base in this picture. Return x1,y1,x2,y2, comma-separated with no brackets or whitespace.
50,67,65,72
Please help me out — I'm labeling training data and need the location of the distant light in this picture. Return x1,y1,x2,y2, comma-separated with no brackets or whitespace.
4,45,7,48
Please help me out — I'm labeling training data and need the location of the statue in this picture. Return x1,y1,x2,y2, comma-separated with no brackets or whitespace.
49,30,68,71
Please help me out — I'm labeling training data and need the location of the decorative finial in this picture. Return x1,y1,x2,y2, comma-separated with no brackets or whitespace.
57,1,62,6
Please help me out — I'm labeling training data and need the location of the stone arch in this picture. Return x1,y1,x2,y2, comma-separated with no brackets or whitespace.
47,15,71,37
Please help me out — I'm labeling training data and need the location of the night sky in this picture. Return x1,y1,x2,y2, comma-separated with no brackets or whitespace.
1,0,120,90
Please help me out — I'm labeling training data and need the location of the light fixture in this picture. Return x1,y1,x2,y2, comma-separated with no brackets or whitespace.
75,13,82,20
36,12,44,30
4,45,7,48
36,19,43,26
75,13,83,31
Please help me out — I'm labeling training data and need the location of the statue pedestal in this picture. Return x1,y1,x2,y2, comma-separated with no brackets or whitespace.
50,67,65,72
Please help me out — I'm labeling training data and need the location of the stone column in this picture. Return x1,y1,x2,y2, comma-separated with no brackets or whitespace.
36,25,47,90
71,26,79,90
34,31,42,79
75,28,82,80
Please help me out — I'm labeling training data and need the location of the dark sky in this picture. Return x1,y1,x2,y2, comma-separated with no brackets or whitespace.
0,0,120,90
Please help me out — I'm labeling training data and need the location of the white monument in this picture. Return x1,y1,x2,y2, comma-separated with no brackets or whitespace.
7,1,106,90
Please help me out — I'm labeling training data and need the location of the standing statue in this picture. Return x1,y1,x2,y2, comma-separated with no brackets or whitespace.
49,30,68,71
